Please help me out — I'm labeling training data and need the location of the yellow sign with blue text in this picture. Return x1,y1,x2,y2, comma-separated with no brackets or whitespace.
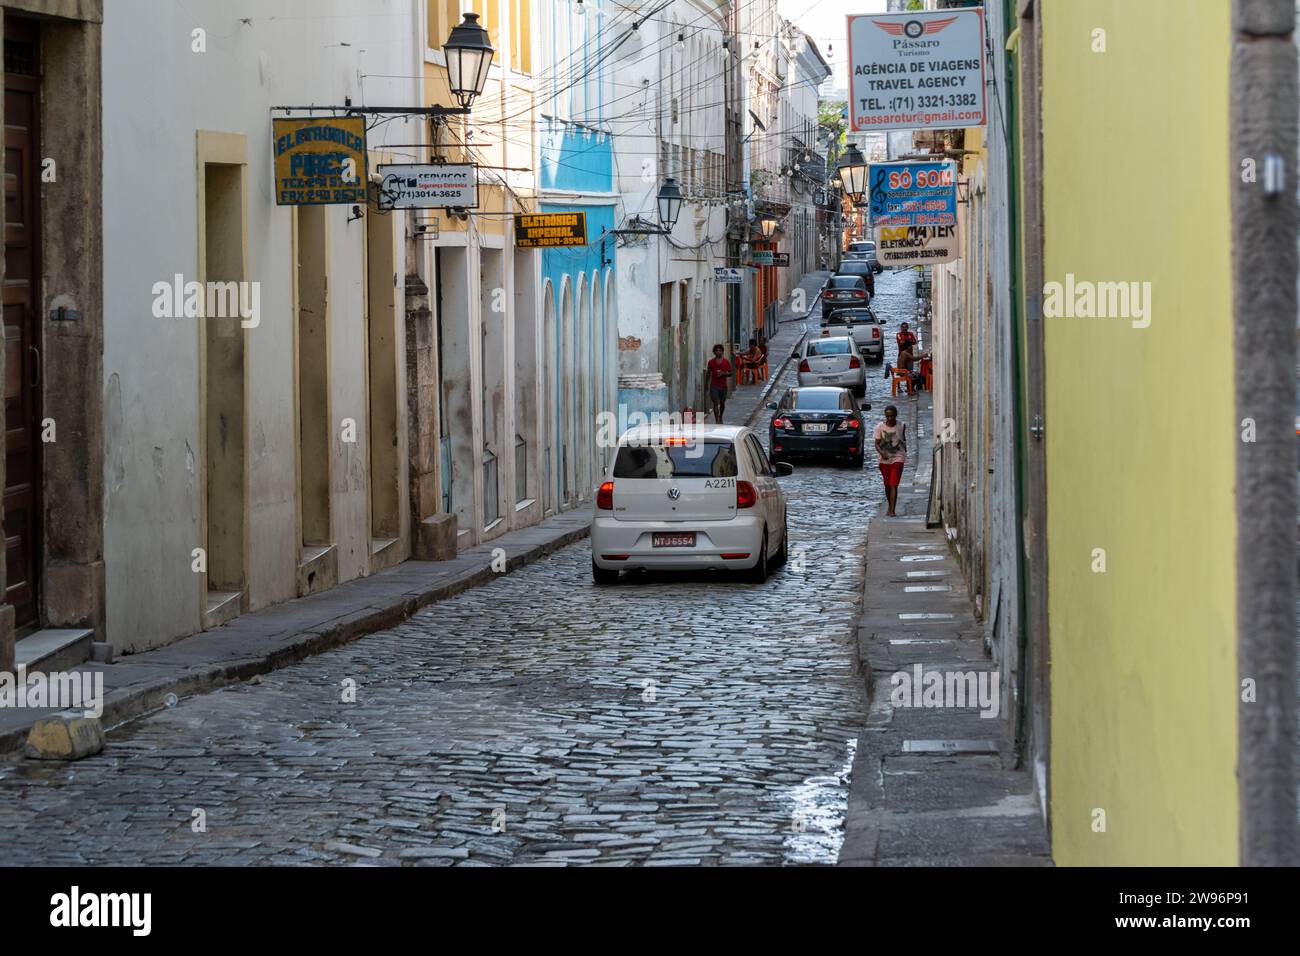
273,116,367,206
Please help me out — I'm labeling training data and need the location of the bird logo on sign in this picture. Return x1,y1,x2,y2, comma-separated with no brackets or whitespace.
874,16,959,38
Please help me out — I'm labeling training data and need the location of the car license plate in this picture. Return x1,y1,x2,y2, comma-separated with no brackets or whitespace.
652,532,695,548
819,374,839,382
803,423,828,433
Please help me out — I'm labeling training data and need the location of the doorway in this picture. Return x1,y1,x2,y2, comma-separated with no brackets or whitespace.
3,17,43,634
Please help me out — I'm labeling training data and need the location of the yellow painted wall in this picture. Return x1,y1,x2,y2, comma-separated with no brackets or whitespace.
425,0,534,237
1039,0,1237,865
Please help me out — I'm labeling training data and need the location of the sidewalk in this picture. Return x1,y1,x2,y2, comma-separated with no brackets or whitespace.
0,510,591,756
838,390,1051,866
724,270,829,426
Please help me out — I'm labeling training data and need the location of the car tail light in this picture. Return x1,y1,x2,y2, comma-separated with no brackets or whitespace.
849,355,861,369
601,553,629,560
736,480,757,509
838,418,860,431
773,417,793,430
596,481,614,510
662,436,689,445
872,328,880,338
798,359,810,373
720,553,751,560
854,291,865,298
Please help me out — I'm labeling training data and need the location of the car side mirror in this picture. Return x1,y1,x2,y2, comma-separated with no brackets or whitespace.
773,462,794,477
766,402,778,410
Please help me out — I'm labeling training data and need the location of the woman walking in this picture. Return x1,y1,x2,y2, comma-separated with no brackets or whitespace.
873,405,907,517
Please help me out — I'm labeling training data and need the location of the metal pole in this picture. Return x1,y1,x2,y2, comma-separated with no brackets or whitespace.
1232,0,1299,866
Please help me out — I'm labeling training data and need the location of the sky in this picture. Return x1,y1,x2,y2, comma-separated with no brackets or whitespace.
778,0,887,96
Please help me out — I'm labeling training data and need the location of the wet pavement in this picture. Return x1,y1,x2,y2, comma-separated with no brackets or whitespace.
0,272,920,867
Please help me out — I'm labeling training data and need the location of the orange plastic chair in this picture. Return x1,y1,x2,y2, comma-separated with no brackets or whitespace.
891,367,914,396
920,358,934,391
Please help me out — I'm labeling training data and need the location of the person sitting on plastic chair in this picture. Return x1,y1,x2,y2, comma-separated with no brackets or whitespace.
738,338,764,383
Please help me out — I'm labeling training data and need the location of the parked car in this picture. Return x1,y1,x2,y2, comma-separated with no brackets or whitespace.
797,334,866,397
824,307,884,361
821,275,869,318
592,424,792,584
846,240,884,273
835,258,876,295
768,386,871,468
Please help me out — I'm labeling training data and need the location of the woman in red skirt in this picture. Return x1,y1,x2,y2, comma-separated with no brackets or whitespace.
872,405,907,517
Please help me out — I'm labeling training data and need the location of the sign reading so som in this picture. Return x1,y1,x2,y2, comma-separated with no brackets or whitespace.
273,116,367,206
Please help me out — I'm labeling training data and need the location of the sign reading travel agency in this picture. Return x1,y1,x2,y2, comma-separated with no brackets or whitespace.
515,212,587,248
847,8,986,132
873,224,961,267
377,163,478,209
273,116,367,206
714,268,744,284
868,161,957,229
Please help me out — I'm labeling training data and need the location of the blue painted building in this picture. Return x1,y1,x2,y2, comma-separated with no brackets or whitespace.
535,1,618,513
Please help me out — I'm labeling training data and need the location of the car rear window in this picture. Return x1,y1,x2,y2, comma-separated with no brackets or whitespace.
828,310,870,322
808,339,851,356
613,441,738,479
838,261,869,273
791,390,850,410
829,277,862,288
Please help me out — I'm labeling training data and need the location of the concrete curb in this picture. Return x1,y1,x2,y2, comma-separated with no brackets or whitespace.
0,520,591,756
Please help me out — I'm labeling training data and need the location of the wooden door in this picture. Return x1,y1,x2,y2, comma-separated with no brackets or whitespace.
3,17,42,632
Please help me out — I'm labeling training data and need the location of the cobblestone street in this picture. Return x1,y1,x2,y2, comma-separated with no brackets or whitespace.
0,274,918,867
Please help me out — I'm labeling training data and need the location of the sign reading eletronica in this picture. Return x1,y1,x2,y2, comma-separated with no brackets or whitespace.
847,8,986,132
868,161,957,228
874,224,961,267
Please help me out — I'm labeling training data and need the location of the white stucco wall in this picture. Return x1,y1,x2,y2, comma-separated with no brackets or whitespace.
103,0,423,652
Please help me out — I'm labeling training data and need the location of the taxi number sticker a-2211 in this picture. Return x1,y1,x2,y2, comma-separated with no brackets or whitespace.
703,478,735,489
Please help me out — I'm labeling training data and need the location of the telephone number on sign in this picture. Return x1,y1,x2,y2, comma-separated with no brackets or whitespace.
887,94,978,111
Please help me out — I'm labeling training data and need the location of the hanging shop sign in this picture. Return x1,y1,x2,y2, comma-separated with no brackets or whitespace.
714,268,744,284
377,163,478,209
515,212,587,248
771,253,791,267
751,250,774,266
868,161,957,228
847,7,986,133
273,116,368,206
873,223,961,267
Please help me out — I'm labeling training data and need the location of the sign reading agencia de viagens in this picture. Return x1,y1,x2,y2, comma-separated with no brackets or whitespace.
272,116,367,206
847,7,987,132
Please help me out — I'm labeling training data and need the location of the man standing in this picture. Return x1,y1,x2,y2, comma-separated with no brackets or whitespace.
896,322,918,369
873,404,908,517
706,343,734,423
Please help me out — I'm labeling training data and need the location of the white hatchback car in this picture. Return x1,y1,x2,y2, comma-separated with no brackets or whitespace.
591,424,792,584
797,334,866,397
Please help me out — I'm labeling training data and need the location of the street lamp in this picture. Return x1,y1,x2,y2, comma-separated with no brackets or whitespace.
657,177,684,231
444,13,495,110
837,143,868,204
759,217,778,240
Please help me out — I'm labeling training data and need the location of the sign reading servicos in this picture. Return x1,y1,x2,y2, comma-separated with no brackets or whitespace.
273,117,367,206
378,163,478,209
847,8,986,132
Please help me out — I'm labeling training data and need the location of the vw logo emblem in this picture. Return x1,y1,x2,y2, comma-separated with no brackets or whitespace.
667,487,681,500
